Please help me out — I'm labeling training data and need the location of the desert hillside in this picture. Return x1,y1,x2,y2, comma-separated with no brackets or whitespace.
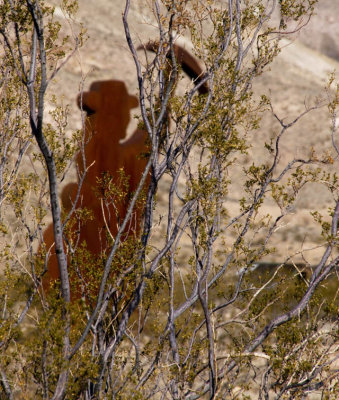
47,0,339,265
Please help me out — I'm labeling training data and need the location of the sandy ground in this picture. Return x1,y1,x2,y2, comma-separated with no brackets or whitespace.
2,1,339,268
46,0,339,266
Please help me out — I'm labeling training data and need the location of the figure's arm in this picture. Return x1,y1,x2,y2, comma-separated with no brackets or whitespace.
141,41,209,94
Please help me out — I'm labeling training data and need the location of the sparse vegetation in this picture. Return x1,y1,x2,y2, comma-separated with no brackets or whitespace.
0,1,338,399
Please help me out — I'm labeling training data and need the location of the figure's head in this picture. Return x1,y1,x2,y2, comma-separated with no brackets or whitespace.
77,80,139,140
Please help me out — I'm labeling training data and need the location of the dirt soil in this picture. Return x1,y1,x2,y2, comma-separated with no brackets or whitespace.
45,1,339,266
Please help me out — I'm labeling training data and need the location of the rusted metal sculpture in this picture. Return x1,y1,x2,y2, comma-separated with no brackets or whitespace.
42,80,147,295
